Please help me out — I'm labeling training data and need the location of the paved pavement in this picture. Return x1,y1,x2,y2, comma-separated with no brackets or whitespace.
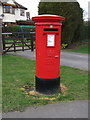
8,50,88,71
3,100,88,118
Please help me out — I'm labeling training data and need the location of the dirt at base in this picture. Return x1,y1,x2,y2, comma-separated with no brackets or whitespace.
20,83,67,101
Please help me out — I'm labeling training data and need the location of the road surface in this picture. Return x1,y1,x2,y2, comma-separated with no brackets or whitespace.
7,50,88,71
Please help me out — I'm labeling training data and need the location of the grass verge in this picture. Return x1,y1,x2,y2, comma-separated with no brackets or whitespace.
2,55,88,113
62,40,89,54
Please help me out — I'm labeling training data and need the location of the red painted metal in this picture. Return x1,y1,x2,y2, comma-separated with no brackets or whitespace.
32,15,65,79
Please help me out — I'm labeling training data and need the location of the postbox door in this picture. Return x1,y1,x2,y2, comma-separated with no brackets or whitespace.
43,27,61,79
46,35,60,78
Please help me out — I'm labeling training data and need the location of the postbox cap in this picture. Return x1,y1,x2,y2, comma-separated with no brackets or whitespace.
32,14,65,23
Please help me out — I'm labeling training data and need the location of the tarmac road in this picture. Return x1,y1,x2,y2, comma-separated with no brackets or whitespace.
60,51,88,71
7,50,88,71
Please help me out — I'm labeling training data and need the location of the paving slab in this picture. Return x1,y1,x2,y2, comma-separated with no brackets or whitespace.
2,100,88,118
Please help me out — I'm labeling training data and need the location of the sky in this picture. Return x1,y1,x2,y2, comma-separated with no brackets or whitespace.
15,0,89,21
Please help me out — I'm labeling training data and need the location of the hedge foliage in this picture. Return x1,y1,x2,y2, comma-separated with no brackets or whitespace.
38,2,84,46
2,25,35,33
2,22,89,43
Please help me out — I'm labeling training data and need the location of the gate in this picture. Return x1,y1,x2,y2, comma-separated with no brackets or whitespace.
2,26,35,54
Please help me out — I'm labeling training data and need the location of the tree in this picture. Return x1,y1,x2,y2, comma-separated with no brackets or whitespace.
38,2,83,46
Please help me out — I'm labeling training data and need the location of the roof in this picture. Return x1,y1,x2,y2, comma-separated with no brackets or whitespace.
14,1,27,10
16,20,34,25
0,0,27,10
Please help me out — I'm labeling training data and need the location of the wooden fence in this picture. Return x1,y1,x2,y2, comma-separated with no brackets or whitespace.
2,31,35,54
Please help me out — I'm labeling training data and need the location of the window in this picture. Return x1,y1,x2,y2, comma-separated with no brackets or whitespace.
12,7,15,14
20,9,25,16
3,5,15,14
3,6,10,13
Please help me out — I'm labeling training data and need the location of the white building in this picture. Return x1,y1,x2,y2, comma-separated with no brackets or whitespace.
0,0,28,24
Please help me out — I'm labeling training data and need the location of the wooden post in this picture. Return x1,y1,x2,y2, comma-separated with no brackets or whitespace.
22,37,24,51
2,35,5,51
31,35,34,51
13,37,16,52
0,19,3,55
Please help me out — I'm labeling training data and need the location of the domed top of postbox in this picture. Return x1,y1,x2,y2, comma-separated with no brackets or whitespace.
32,14,65,23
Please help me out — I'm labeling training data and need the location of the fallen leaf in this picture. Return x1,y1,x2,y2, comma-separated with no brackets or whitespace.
23,85,30,89
20,88,25,91
60,83,67,94
40,97,56,101
28,91,36,95
24,92,29,95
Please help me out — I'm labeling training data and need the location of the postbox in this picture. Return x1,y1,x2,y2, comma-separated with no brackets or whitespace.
32,15,65,94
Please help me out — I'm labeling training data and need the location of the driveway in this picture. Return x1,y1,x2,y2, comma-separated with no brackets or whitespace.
8,50,88,71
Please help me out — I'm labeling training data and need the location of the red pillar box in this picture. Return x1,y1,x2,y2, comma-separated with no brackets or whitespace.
32,15,65,94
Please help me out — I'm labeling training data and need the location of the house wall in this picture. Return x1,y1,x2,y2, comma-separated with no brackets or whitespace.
0,5,3,19
3,13,16,23
0,0,27,23
15,8,26,21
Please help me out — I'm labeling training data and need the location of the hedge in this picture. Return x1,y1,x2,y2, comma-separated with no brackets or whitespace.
2,25,35,33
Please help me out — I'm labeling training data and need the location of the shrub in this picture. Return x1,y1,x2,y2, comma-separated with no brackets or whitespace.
3,25,35,33
38,2,84,46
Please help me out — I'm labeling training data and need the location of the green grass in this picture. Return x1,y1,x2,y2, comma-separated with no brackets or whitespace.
2,55,88,113
62,40,89,54
64,46,88,54
6,39,31,46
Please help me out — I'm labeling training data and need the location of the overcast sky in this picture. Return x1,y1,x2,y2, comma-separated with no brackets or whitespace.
15,0,89,20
